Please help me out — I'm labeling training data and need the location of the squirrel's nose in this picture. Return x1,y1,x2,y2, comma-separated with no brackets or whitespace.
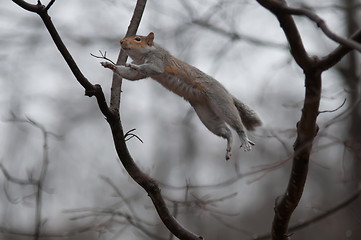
120,39,124,45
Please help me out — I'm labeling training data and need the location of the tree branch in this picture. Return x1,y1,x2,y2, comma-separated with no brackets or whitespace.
191,19,288,49
12,0,113,119
256,0,360,237
253,189,361,240
270,70,321,240
11,0,203,239
0,163,38,185
45,0,56,11
317,29,361,71
256,0,361,52
1,116,55,239
12,0,39,12
256,0,313,70
107,116,202,240
256,1,323,239
109,0,147,112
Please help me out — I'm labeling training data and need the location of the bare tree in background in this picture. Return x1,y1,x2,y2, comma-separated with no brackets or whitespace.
1,0,361,240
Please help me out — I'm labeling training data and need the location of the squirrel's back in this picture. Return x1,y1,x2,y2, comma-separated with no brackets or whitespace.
152,51,219,101
122,34,220,101
104,32,262,157
121,33,259,125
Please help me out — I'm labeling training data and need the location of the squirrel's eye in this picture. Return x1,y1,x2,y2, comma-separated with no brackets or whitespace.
134,37,141,42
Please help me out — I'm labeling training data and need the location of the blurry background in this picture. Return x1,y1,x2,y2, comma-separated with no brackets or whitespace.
0,0,360,239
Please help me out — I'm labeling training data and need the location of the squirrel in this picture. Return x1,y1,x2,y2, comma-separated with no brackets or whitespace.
101,32,262,160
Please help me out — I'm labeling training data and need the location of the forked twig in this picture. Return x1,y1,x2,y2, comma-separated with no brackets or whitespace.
124,128,144,143
90,50,116,65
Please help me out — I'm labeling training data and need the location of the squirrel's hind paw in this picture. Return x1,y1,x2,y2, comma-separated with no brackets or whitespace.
240,140,252,152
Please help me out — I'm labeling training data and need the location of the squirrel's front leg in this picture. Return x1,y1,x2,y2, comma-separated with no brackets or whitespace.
127,62,164,75
101,62,117,71
101,62,146,80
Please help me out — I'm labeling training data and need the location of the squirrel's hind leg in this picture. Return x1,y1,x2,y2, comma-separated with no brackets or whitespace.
191,102,233,160
208,96,252,152
239,134,252,151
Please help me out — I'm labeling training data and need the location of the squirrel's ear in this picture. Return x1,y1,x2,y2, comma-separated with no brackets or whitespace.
146,32,154,46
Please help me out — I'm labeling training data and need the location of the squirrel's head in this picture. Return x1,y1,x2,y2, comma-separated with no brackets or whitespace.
120,32,155,59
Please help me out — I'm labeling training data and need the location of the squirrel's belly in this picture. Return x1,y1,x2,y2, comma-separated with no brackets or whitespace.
152,74,205,101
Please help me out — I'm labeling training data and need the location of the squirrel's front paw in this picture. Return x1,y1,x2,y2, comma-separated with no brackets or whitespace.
101,62,116,71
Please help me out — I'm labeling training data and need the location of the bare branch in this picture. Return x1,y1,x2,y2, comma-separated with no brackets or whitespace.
109,0,148,112
11,1,203,239
318,98,347,115
318,29,361,71
257,0,361,52
12,0,39,12
257,0,313,70
256,1,323,239
0,162,37,185
297,2,361,11
14,0,94,92
45,0,56,11
253,189,361,240
13,0,113,119
1,115,55,240
101,1,203,238
65,206,167,240
159,157,290,191
0,224,99,239
100,175,138,218
289,189,361,232
34,120,50,240
285,9,361,52
192,19,288,49
211,213,254,237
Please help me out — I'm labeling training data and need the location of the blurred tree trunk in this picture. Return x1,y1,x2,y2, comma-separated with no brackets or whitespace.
339,0,361,181
340,1,361,237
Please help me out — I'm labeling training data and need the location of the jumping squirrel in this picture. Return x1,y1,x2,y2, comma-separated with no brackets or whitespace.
101,32,262,160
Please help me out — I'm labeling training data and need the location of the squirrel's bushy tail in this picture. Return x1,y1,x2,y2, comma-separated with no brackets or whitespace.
233,97,262,131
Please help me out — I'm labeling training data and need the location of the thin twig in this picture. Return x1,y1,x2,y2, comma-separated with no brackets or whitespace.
64,206,166,240
124,128,143,143
159,157,290,190
1,115,55,240
90,50,116,65
210,213,254,237
0,163,38,185
99,175,138,218
318,98,347,115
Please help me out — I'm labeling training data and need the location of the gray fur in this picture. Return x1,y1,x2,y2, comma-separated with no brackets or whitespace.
102,34,262,159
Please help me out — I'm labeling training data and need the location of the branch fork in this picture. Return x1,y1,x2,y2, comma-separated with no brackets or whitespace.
257,1,361,239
